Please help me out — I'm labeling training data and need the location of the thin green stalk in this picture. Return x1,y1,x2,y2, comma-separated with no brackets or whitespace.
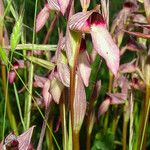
60,92,68,150
86,112,95,150
47,117,54,150
13,83,25,130
2,65,18,137
24,0,38,129
122,101,129,150
73,131,80,150
68,112,72,150
129,92,134,150
70,66,76,149
111,107,120,134
86,132,91,150
133,102,139,149
24,63,34,129
139,85,150,150
43,13,59,44
37,107,51,150
122,116,128,150
104,71,113,130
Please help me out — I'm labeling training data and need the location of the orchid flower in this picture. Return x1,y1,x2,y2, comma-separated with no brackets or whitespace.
111,1,138,46
3,126,34,150
119,59,137,74
36,0,70,32
34,70,65,108
69,9,120,76
33,33,70,107
99,76,129,116
130,73,145,91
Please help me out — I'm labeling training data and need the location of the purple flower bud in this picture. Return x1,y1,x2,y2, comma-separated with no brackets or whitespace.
98,98,110,116
42,80,52,108
8,71,16,84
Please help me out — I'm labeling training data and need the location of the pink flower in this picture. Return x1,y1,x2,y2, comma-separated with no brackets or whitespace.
69,10,120,76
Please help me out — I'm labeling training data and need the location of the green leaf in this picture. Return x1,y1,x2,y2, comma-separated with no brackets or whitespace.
10,15,23,51
27,56,55,70
0,46,8,65
92,130,114,150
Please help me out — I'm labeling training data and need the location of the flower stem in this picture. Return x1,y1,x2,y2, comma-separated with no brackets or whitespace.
2,65,18,136
37,106,51,150
73,131,80,150
43,13,59,44
104,71,113,130
122,115,128,150
70,66,76,149
139,84,150,150
60,91,68,150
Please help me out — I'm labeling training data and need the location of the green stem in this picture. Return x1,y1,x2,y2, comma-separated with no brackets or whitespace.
68,112,72,150
108,71,113,92
2,65,18,136
24,0,38,129
111,107,120,134
73,131,80,150
86,112,95,150
139,84,150,150
70,66,76,149
37,107,51,150
104,71,113,130
24,64,34,129
60,91,68,150
13,83,25,130
129,92,134,150
86,132,91,150
47,117,54,150
122,117,128,150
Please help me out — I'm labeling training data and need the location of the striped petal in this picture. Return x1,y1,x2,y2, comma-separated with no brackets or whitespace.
58,0,70,15
57,63,70,87
47,0,60,11
74,73,86,131
17,126,35,150
50,76,64,104
36,4,51,32
69,11,94,32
